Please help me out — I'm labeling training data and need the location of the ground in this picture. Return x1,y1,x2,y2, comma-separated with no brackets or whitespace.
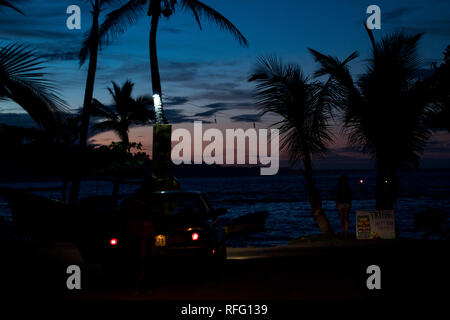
1,235,447,303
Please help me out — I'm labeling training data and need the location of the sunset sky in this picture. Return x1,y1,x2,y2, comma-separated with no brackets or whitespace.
1,0,449,169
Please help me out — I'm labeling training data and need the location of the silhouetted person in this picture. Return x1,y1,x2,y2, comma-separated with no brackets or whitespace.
124,179,156,295
333,175,352,238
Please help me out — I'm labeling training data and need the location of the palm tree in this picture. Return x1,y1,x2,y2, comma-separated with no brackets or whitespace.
91,80,155,144
427,45,450,132
70,0,131,204
0,43,68,135
1,2,73,201
99,0,248,123
78,0,127,148
309,28,432,210
249,56,334,236
91,80,154,207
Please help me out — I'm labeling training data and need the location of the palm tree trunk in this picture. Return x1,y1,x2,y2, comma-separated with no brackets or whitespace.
121,130,129,146
148,8,174,191
69,2,100,205
150,12,165,124
303,152,333,236
112,134,129,210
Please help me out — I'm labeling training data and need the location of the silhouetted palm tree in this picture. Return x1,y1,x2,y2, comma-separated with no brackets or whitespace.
426,45,450,132
249,56,334,236
0,0,24,14
91,80,154,208
91,80,155,144
78,0,126,148
70,0,131,204
99,0,248,124
1,1,73,201
310,28,432,209
0,43,68,134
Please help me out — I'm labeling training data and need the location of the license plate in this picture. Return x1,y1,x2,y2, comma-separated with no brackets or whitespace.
155,235,167,247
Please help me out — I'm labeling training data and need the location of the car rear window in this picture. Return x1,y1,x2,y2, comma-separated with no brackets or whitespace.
148,194,207,217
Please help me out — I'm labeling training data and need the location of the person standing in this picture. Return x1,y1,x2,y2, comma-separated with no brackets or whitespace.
334,175,352,238
123,179,156,295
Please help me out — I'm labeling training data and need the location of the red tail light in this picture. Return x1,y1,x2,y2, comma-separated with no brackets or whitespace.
110,238,118,246
191,233,199,241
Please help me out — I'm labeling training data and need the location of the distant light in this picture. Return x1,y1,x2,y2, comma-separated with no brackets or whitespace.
385,180,388,184
192,233,199,241
110,238,118,246
212,249,216,254
360,179,364,184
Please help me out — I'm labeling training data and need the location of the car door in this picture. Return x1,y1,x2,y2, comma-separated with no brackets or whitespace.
199,195,224,246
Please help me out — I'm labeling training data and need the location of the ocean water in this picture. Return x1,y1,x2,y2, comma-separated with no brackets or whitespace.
1,169,449,247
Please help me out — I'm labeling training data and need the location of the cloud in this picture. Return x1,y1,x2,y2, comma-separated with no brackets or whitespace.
84,57,254,123
194,108,226,118
162,102,257,123
357,4,450,38
73,54,252,116
0,0,85,63
192,102,256,118
399,20,450,37
193,88,253,102
189,103,227,120
160,61,201,83
379,5,450,37
39,49,79,61
164,96,190,107
383,7,420,23
230,114,262,123
164,109,196,124
159,26,183,34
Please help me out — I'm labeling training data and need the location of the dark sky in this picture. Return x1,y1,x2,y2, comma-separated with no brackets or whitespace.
0,0,449,169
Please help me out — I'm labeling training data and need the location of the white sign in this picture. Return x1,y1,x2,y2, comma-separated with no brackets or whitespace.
356,210,395,239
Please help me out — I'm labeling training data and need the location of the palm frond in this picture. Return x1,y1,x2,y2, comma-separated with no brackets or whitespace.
309,48,358,84
309,48,363,121
311,32,430,170
249,56,333,166
80,0,140,66
180,0,248,47
79,27,96,66
128,95,155,124
0,43,68,133
92,119,121,133
98,0,144,48
182,0,202,29
92,80,154,143
364,22,376,50
0,0,24,15
91,98,118,121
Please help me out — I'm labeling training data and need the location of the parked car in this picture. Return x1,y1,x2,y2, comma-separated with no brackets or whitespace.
4,186,228,275
101,191,228,270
